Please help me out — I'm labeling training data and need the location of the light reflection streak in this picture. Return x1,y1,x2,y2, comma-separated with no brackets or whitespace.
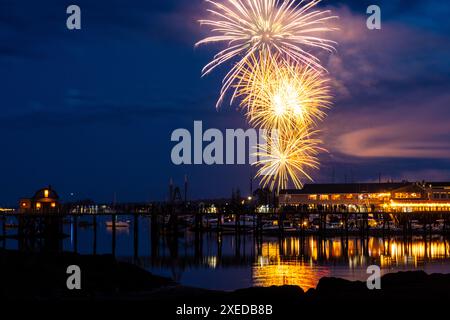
253,236,450,289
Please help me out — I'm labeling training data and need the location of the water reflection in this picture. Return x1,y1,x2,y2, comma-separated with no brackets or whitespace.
253,242,331,289
3,215,449,291
261,237,450,264
252,236,450,290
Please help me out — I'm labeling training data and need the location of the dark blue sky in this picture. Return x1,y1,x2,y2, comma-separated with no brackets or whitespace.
1,0,450,205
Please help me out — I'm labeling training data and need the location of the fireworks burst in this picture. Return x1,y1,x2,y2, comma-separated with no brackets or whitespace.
235,52,331,131
196,0,337,191
196,0,337,106
255,129,323,191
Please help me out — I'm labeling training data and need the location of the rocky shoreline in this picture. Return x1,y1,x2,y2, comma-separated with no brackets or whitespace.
1,249,449,313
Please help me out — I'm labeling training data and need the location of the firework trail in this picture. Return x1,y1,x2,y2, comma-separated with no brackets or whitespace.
196,0,337,106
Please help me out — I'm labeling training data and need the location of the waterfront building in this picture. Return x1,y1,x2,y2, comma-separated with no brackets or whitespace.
279,182,450,213
19,186,61,214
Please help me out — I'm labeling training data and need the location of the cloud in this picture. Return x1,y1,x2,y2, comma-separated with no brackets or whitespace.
316,5,450,162
336,126,450,159
324,5,450,103
324,92,450,160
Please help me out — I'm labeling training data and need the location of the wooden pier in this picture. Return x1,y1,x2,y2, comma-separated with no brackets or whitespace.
1,209,449,256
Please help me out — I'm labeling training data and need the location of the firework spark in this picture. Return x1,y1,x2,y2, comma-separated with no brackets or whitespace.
255,129,323,192
196,0,337,106
235,52,331,131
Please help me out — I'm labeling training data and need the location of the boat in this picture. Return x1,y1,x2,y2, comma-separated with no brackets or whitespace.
221,217,255,230
432,224,443,233
203,217,219,229
106,221,129,228
327,222,343,229
261,222,279,232
411,220,423,231
260,221,297,234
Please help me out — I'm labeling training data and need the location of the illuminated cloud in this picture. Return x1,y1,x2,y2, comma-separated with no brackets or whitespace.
320,6,450,162
325,93,450,159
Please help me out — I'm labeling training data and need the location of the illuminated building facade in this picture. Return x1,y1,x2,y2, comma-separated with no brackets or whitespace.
19,186,61,214
279,182,450,213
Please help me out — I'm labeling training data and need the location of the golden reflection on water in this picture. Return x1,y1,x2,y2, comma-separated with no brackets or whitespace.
253,260,331,290
252,237,450,290
253,241,330,290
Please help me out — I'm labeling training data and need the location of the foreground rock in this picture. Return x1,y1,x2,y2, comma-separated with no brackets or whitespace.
0,250,174,300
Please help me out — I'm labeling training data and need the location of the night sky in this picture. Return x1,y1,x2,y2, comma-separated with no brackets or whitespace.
1,0,450,205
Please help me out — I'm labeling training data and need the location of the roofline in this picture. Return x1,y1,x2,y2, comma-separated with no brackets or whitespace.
280,181,450,195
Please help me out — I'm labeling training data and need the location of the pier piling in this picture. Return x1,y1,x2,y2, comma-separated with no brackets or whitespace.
112,213,116,257
134,213,139,260
93,215,97,255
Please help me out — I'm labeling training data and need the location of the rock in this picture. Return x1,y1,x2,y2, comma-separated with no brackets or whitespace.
0,250,174,299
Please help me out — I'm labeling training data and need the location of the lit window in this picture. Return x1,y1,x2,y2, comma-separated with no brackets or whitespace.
308,195,317,200
331,194,341,200
320,195,329,201
395,192,421,199
36,203,41,209
44,190,49,198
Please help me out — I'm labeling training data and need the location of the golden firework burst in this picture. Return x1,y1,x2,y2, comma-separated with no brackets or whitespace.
196,0,337,106
235,52,331,131
196,0,338,190
254,128,323,192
